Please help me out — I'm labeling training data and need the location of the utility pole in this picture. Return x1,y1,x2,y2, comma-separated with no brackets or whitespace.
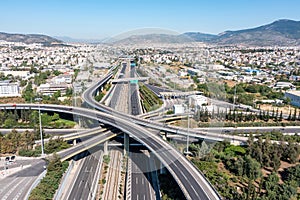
37,98,45,157
185,97,190,155
233,83,237,105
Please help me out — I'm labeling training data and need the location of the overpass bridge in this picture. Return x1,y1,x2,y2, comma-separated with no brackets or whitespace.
35,127,108,144
0,103,222,200
0,69,225,200
160,91,203,98
57,130,118,162
82,72,248,144
111,77,149,84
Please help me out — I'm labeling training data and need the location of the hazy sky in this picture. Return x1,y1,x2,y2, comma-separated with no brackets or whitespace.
1,0,299,39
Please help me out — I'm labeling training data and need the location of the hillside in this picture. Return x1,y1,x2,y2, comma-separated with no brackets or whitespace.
112,19,300,46
0,32,62,45
112,33,194,44
213,19,300,46
182,32,218,42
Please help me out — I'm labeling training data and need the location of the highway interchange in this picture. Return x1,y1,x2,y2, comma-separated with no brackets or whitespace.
0,60,298,199
0,61,245,200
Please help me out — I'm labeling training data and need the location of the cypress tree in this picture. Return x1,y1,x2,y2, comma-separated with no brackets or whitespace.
279,111,283,121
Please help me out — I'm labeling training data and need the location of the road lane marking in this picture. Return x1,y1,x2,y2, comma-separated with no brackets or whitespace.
1,178,27,200
0,177,19,195
12,177,34,200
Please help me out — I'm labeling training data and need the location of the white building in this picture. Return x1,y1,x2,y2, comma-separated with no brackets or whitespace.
173,104,185,114
285,90,300,107
188,95,214,112
274,82,295,90
0,71,30,79
52,74,72,84
178,70,188,77
208,64,225,71
189,95,208,107
0,81,20,97
38,83,68,96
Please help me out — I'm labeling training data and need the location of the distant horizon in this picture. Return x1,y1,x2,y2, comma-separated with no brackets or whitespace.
1,18,299,42
1,0,300,39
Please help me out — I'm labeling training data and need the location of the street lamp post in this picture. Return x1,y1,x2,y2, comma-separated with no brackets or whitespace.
36,98,45,157
185,97,191,154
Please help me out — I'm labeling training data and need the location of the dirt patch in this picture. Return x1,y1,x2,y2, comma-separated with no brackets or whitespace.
0,97,25,104
224,80,236,88
259,104,296,116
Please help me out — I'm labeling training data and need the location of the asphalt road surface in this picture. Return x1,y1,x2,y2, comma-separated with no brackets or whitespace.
0,159,46,200
67,149,102,200
130,147,156,200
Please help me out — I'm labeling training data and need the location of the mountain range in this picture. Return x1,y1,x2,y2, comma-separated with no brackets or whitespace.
1,19,300,46
0,32,61,45
213,19,300,46
113,19,300,46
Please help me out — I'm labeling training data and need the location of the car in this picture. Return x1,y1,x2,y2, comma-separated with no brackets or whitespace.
10,155,15,161
5,157,10,161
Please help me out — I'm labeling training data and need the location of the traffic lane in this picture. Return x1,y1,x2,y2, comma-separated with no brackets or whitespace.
0,159,46,200
58,131,115,160
68,150,101,200
218,127,300,134
67,151,90,199
94,114,211,199
13,159,45,177
0,158,40,171
8,104,220,199
81,150,101,200
1,176,35,200
130,149,153,200
135,129,219,199
150,138,216,200
130,84,141,116
121,123,214,200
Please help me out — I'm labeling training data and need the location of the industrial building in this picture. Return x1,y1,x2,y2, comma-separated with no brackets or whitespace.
0,81,20,97
285,90,300,107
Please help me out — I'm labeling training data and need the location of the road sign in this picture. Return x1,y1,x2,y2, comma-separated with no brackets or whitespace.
130,80,138,84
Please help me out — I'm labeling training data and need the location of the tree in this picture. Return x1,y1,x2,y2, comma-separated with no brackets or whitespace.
275,108,279,122
279,111,283,121
53,90,61,99
244,155,261,180
53,70,62,76
292,108,297,121
263,172,279,197
47,153,62,172
288,143,299,164
235,156,244,176
288,110,292,121
22,81,35,102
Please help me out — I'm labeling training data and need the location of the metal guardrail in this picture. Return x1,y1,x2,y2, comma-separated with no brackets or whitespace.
125,157,132,200
90,151,103,200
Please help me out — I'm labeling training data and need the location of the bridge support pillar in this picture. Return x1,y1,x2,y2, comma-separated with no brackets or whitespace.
124,133,129,156
104,141,108,155
73,139,77,145
160,162,165,174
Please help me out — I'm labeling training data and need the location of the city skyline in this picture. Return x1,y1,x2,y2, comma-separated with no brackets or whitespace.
1,0,300,39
